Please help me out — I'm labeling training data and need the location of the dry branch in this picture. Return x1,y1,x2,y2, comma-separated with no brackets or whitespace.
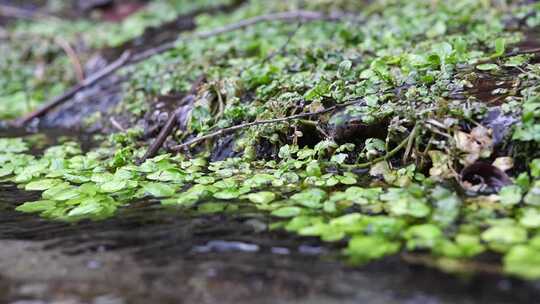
504,47,540,57
13,10,347,126
55,37,85,83
13,51,132,127
470,47,540,68
139,76,205,162
171,99,365,151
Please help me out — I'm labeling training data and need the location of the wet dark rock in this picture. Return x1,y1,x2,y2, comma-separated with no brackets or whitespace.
39,73,124,131
255,137,278,160
77,0,114,12
210,134,242,161
329,116,388,144
482,108,518,146
461,162,512,193
465,71,519,106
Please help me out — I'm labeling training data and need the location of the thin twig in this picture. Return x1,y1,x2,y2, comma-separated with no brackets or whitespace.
341,124,421,170
470,47,540,67
54,37,85,83
140,76,205,161
261,21,303,66
109,117,126,132
141,107,185,162
13,51,132,127
402,123,419,163
14,10,346,126
130,10,343,63
355,128,416,169
171,99,365,151
425,119,446,130
424,123,452,139
298,119,330,139
503,47,540,58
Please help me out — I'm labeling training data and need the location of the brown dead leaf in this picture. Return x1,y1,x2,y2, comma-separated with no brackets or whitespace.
492,157,514,172
454,126,493,165
428,150,455,180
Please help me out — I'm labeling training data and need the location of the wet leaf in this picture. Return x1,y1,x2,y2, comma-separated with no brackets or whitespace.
142,182,176,197
0,138,28,153
68,200,102,217
246,191,276,204
345,236,400,263
531,159,540,178
492,38,506,58
404,224,443,250
290,188,327,209
271,206,302,218
198,202,226,214
519,208,540,228
16,200,56,213
306,161,322,177
499,185,522,206
99,180,128,193
147,169,185,182
285,215,323,231
382,188,430,218
0,164,14,177
476,63,499,71
430,186,461,227
524,182,540,206
481,225,527,252
504,245,540,279
214,188,243,200
25,179,62,191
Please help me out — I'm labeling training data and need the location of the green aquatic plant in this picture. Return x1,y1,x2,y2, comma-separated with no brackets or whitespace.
2,0,540,282
1,135,540,280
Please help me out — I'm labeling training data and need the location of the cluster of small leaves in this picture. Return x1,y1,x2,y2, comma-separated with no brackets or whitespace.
0,0,231,119
3,137,540,280
0,37,73,119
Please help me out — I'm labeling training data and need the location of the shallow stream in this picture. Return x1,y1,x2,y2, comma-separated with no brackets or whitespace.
0,131,539,304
